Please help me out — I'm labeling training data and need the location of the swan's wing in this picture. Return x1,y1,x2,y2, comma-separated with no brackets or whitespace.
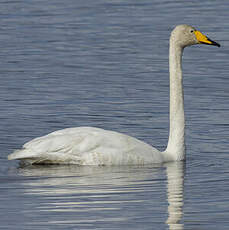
8,127,104,163
8,127,161,165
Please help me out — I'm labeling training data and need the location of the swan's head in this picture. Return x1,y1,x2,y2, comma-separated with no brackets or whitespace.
171,24,220,48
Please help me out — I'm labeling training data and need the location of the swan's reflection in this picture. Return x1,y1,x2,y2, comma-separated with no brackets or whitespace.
165,162,184,230
17,162,184,229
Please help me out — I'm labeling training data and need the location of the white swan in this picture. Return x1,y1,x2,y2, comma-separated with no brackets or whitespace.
8,25,220,165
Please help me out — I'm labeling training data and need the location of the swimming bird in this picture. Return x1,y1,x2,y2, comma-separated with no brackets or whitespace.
8,25,220,165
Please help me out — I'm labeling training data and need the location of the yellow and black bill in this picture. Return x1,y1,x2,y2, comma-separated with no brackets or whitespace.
194,30,220,47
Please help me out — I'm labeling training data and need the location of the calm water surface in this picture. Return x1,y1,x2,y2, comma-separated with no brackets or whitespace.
0,0,229,229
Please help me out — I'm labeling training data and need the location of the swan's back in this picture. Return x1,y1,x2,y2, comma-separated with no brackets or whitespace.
8,127,162,165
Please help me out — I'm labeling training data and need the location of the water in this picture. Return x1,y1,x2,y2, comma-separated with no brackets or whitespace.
0,0,229,229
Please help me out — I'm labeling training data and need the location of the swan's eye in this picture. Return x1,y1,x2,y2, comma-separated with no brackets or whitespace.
190,30,194,33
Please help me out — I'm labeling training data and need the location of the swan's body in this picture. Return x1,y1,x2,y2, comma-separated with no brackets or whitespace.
8,25,220,165
9,127,166,165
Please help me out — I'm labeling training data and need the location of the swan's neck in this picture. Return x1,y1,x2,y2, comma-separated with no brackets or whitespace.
165,40,185,161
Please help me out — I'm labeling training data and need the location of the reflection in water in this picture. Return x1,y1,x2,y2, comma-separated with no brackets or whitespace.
17,162,184,229
166,162,184,230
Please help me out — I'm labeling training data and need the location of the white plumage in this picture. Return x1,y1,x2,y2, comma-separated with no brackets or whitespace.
9,127,164,165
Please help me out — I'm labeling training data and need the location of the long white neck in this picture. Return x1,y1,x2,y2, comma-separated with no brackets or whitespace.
165,38,185,161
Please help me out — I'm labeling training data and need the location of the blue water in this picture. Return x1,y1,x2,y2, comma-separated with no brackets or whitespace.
0,0,229,229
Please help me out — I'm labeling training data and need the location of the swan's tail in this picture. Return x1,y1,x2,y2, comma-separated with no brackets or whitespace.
8,149,82,165
8,149,38,160
8,149,42,165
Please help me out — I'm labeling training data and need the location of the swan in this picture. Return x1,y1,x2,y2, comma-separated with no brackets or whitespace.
8,25,220,165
